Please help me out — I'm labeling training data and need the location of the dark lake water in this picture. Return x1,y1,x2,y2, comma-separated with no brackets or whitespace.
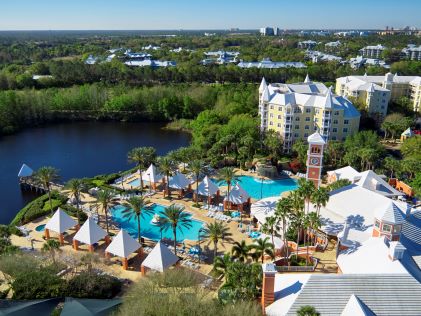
0,122,190,224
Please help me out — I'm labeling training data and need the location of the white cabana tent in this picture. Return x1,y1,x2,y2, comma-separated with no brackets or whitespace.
169,172,190,190
251,196,282,225
73,218,108,252
195,176,219,198
18,163,34,178
141,241,179,274
45,208,77,245
141,164,164,189
105,229,141,270
224,184,251,209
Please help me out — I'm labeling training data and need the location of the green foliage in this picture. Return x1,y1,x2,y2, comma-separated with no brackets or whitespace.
328,179,352,191
381,113,413,140
66,272,122,299
11,269,65,299
296,305,321,316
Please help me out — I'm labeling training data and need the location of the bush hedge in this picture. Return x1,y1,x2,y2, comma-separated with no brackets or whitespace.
12,269,66,299
66,272,122,299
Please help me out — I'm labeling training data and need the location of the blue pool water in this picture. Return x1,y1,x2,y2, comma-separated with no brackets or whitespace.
35,224,46,232
215,175,297,199
127,178,140,188
110,204,204,242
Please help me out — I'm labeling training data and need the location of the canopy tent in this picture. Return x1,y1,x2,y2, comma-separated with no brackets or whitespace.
0,298,60,315
169,172,190,190
105,229,141,270
60,298,122,316
17,163,34,178
251,196,282,226
45,208,77,244
195,176,219,197
141,241,179,274
224,184,250,205
141,164,164,188
73,218,108,251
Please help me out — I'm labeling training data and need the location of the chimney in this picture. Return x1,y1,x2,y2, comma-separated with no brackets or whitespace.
261,263,277,314
388,241,406,261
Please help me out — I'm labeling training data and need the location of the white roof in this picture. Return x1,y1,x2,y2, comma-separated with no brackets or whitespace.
341,295,375,316
73,217,107,245
141,164,163,183
18,163,33,177
259,77,268,92
304,74,311,83
258,233,284,249
45,208,77,234
141,241,179,272
251,196,281,225
374,201,405,224
105,229,140,258
356,170,403,197
327,166,361,183
195,176,219,197
401,127,413,137
307,132,326,144
224,184,250,204
169,172,190,190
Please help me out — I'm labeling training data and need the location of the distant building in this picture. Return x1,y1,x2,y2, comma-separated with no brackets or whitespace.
85,55,99,65
359,44,387,58
336,73,421,114
297,40,317,49
325,40,341,50
124,60,176,67
401,44,421,61
260,27,275,36
259,76,360,152
202,51,239,65
238,59,306,69
142,45,161,51
349,56,389,69
306,50,342,63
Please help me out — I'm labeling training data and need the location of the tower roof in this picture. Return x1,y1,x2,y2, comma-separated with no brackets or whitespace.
374,201,405,224
323,86,333,109
304,74,311,83
259,77,268,93
18,163,33,177
261,85,270,102
307,132,326,145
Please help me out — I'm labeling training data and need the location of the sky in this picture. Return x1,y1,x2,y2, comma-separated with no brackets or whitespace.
0,0,419,31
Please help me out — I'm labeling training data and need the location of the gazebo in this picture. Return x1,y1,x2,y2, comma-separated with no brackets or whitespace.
224,183,251,211
140,241,179,275
194,176,220,205
73,217,109,252
44,208,78,245
141,164,164,190
169,172,191,198
400,127,413,142
105,229,141,270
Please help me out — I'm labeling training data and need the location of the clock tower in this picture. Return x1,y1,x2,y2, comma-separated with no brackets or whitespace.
306,132,326,188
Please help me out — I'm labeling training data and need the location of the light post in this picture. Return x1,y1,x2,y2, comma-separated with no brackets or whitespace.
147,173,152,193
260,176,264,199
197,228,204,264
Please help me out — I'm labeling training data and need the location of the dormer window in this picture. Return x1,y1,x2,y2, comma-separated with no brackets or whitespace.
382,224,392,233
375,220,380,228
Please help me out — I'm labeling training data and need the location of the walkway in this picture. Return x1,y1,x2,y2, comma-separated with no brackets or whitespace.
313,240,338,273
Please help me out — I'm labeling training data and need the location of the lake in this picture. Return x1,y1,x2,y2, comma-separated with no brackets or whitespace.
0,122,190,224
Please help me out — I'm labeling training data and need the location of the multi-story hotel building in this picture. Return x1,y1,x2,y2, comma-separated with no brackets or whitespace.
359,44,387,58
259,76,360,152
336,73,421,114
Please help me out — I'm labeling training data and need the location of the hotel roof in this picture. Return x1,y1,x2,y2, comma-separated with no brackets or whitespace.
356,170,403,197
327,166,361,183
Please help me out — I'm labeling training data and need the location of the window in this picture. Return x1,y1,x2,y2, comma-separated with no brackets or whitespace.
294,133,299,138
305,117,311,122
278,106,282,111
315,109,320,114
311,146,321,154
277,115,281,119
270,113,273,118
394,225,401,233
331,136,337,140
295,125,300,129
314,118,319,122
344,120,349,125
277,123,281,127
269,121,273,126
343,128,348,133
332,128,337,132
305,125,309,130
304,133,309,137
333,120,338,124
270,105,274,109
382,223,392,233
375,220,380,228
334,111,339,115
295,117,300,121
314,126,318,131
306,108,311,113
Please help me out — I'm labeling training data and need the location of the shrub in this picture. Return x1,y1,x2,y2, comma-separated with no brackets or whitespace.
11,269,65,299
66,272,122,299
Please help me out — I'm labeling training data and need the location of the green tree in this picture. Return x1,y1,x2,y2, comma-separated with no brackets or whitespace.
311,187,329,216
384,156,400,178
292,139,308,166
275,197,293,259
128,147,157,194
291,210,306,258
218,167,240,210
251,237,274,263
307,212,322,246
202,221,232,259
263,130,283,159
34,166,60,216
158,156,176,198
189,159,206,205
160,204,192,254
213,253,233,277
401,136,421,160
65,178,86,225
96,189,117,234
297,178,315,213
231,240,251,263
41,239,61,265
122,196,152,244
297,305,320,316
327,179,351,191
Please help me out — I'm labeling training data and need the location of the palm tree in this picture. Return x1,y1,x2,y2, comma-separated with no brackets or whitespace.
298,178,315,213
291,211,306,259
290,190,304,214
261,216,280,246
218,167,240,210
251,237,274,263
213,253,233,277
128,147,156,194
303,214,311,265
297,306,320,316
307,212,322,246
96,189,117,234
275,197,293,259
188,159,205,205
42,239,61,265
158,157,176,198
65,178,86,225
160,204,192,255
231,240,251,262
202,221,232,259
311,187,329,216
122,196,152,244
34,166,60,216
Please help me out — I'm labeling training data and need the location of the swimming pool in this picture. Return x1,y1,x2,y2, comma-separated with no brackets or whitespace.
110,204,204,242
127,179,140,188
35,224,46,232
215,175,297,199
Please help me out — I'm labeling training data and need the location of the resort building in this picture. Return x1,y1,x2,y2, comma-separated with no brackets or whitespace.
124,60,176,67
336,73,421,114
348,56,389,69
202,51,239,65
401,44,421,61
305,50,342,63
359,44,387,58
297,40,317,49
324,40,341,50
258,76,360,152
260,27,275,36
238,59,306,69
